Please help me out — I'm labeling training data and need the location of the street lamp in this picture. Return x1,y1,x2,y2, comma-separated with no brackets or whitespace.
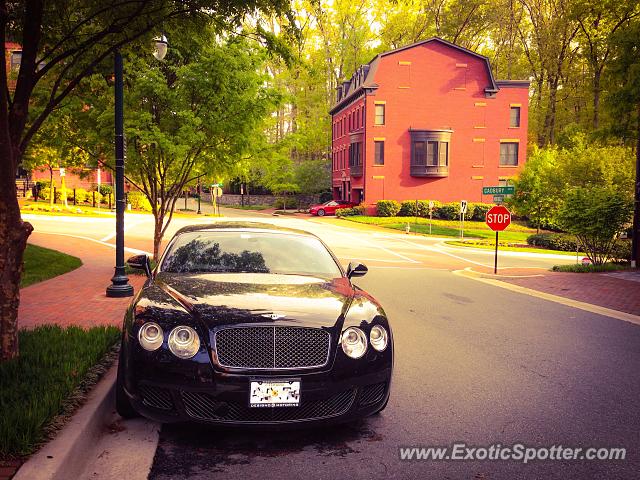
106,36,168,298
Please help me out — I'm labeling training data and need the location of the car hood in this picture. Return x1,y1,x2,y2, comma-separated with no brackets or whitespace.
151,272,355,330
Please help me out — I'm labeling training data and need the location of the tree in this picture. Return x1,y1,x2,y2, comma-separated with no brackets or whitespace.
0,0,293,361
508,146,560,232
73,37,281,259
557,186,633,264
607,18,640,266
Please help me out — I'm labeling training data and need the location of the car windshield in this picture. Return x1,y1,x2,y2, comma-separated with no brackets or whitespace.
161,231,342,278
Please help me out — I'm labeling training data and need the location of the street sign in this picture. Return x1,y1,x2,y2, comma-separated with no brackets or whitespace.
486,205,512,231
486,205,512,274
483,186,515,195
213,187,223,198
493,194,505,203
460,200,468,214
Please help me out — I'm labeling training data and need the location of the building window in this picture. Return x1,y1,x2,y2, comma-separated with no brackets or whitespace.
500,142,519,166
349,142,362,166
10,51,21,71
374,104,385,125
426,141,438,166
374,141,384,165
510,107,521,127
413,141,426,165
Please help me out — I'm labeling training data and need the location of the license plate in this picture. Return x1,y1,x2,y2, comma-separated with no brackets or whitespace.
249,380,300,407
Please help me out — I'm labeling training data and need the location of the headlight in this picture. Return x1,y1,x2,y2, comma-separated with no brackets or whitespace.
370,325,388,352
138,322,163,351
168,326,200,359
341,327,367,359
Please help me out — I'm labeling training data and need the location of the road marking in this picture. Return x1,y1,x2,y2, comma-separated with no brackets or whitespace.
331,231,420,264
392,237,493,268
99,220,143,242
453,268,640,327
35,232,151,256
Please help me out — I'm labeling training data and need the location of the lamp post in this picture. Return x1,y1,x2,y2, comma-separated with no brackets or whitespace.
106,36,168,297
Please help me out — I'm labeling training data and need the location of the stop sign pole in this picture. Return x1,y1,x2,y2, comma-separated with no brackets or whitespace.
485,205,512,274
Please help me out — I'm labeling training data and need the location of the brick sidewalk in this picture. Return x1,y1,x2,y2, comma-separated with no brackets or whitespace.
19,233,146,330
473,266,640,316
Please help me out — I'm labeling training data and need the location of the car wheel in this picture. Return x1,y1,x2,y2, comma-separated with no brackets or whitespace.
317,209,325,217
116,347,139,419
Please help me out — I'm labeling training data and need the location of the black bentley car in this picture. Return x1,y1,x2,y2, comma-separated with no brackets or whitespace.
117,222,393,426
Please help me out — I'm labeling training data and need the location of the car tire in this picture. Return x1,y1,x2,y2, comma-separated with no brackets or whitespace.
317,209,325,217
116,347,139,419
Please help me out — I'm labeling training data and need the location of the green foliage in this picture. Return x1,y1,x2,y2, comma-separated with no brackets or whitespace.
38,187,62,203
527,233,579,252
398,200,439,217
469,203,492,221
436,202,461,220
376,200,401,217
0,326,119,457
557,186,633,264
127,191,152,212
551,263,631,273
98,185,112,197
72,188,89,204
336,206,365,217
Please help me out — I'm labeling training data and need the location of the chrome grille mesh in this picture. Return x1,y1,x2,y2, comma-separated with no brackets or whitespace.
214,326,330,369
181,389,356,422
139,385,174,411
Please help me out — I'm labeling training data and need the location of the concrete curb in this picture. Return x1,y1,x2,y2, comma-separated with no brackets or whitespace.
14,365,117,480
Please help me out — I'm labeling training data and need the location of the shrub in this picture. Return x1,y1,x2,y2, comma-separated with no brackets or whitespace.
73,188,89,204
527,233,578,252
610,240,632,263
436,202,459,220
92,191,102,205
100,192,113,205
469,203,492,221
336,206,364,217
273,197,297,209
38,187,62,203
376,200,401,217
127,191,152,212
98,184,113,197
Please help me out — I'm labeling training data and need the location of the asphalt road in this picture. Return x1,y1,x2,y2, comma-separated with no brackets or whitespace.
24,210,640,479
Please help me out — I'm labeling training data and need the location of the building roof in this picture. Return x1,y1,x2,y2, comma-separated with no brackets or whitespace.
330,37,528,115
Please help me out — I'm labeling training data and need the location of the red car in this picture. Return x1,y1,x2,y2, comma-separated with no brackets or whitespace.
309,200,358,216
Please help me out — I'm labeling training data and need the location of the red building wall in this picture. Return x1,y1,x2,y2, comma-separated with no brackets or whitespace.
32,167,114,190
331,39,529,209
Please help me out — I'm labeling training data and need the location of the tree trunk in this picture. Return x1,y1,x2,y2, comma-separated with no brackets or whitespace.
632,102,640,268
153,215,163,261
0,145,33,360
593,69,601,130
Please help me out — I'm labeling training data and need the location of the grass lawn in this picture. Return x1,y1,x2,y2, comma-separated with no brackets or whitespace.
343,215,537,243
445,240,582,256
0,325,120,459
551,263,632,273
22,244,82,288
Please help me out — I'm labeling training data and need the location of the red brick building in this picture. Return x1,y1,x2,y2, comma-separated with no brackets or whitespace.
330,38,529,208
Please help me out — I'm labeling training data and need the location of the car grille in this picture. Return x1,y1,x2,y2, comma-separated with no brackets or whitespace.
139,384,174,411
214,326,331,369
358,382,387,407
181,389,356,423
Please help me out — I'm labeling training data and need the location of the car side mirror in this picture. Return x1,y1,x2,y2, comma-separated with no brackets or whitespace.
127,254,152,277
346,262,368,279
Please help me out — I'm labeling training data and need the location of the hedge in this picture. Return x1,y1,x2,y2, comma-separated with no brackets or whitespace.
527,233,578,252
273,198,297,209
336,206,365,217
398,200,440,217
376,200,401,217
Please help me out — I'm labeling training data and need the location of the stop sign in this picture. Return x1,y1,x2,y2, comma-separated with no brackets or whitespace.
486,205,511,231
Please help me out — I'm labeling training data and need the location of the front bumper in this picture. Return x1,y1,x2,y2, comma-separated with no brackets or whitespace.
123,341,392,427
